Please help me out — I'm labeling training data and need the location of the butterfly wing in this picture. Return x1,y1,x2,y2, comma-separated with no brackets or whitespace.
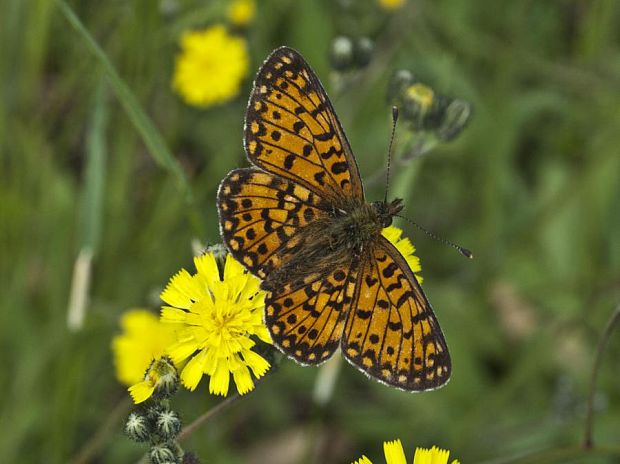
266,262,358,365
245,46,364,205
342,236,451,391
218,168,332,279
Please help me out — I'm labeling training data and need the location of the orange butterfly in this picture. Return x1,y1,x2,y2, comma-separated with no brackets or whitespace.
217,47,450,391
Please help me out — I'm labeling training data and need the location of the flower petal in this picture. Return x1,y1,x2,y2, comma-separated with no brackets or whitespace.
241,349,270,378
413,446,451,464
232,362,254,395
209,359,231,396
224,253,246,279
194,253,220,291
161,269,202,308
167,339,199,365
180,351,208,391
161,306,189,323
128,380,156,404
352,457,373,464
384,439,407,464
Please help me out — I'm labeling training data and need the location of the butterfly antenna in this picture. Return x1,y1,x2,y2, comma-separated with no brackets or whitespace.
385,106,399,203
396,215,473,259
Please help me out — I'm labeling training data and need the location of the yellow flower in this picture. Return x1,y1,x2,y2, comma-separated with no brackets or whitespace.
353,439,459,464
382,226,423,283
172,25,249,108
379,0,406,10
227,0,256,27
406,83,435,113
161,252,272,396
111,309,177,386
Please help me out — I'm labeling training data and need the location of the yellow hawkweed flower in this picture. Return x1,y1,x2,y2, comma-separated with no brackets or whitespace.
382,226,423,283
111,309,177,386
353,439,459,464
161,252,272,396
172,25,249,108
379,0,406,10
227,0,256,27
406,83,435,113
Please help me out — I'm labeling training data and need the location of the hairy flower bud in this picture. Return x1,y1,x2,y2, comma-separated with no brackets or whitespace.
124,411,151,442
155,409,182,440
150,442,180,464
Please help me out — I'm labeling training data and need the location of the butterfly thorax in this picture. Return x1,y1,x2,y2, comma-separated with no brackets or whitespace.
333,198,404,252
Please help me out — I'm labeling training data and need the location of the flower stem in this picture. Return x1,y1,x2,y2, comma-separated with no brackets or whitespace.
177,393,241,442
583,302,620,449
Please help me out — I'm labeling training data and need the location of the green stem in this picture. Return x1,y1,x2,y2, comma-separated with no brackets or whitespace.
583,303,620,449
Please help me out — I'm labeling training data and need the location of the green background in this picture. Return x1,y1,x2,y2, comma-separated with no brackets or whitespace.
2,0,620,462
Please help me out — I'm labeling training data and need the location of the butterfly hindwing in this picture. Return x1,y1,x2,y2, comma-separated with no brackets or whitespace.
245,46,364,204
218,168,331,279
342,237,451,391
266,262,358,365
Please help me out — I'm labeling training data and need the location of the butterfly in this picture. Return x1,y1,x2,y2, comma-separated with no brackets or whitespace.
217,47,450,391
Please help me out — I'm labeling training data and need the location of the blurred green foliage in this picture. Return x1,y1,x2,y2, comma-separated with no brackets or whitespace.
1,0,620,463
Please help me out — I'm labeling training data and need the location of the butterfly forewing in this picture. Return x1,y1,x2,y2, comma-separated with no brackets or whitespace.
218,168,331,279
342,237,451,391
245,47,364,205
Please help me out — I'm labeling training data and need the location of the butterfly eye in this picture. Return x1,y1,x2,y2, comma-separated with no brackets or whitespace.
382,216,393,228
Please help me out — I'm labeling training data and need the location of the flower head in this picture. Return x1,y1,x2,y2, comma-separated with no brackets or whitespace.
379,0,406,10
227,0,256,27
353,439,459,464
112,309,177,386
161,252,272,396
407,83,435,114
172,25,249,108
382,226,423,283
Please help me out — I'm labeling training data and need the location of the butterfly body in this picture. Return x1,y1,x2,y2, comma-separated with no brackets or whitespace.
258,198,402,293
218,47,451,391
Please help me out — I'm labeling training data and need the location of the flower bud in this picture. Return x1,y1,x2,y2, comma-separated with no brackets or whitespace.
436,98,473,141
153,356,179,399
354,37,374,67
129,356,179,404
124,411,151,442
330,36,355,71
207,243,228,273
155,409,182,440
150,442,180,464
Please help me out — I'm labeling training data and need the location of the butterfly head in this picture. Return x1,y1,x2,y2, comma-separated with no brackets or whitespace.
372,198,404,228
